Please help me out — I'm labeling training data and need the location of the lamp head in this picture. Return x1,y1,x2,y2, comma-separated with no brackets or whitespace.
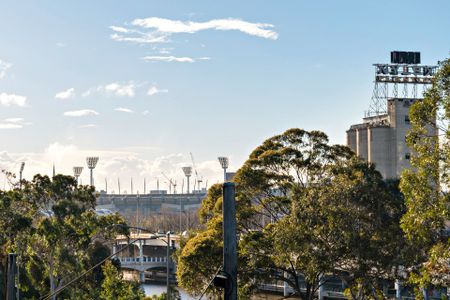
182,166,192,177
218,157,229,169
73,166,83,177
86,157,99,169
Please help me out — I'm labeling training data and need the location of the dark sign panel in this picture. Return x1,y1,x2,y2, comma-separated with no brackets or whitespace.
391,51,421,64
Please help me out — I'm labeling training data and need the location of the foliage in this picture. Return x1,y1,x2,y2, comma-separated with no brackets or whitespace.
0,173,141,299
147,285,181,300
400,58,450,290
100,260,145,300
178,128,407,300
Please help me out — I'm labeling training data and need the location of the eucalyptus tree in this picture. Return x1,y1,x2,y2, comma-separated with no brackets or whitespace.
400,58,450,291
178,128,406,299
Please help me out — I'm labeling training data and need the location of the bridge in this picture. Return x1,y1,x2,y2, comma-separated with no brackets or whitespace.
114,233,180,282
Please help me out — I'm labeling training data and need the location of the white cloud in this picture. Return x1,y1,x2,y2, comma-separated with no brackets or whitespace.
105,83,135,97
56,42,66,48
55,88,75,100
0,59,12,79
0,117,31,129
0,123,22,129
63,109,99,117
130,17,279,40
114,107,134,113
110,26,129,33
83,82,137,98
0,93,27,107
142,56,210,63
4,118,24,123
110,32,168,44
142,110,150,116
147,86,168,96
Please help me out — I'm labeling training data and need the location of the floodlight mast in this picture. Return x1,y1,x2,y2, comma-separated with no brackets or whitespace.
86,157,99,187
73,166,83,185
182,166,192,194
19,162,25,189
218,157,229,182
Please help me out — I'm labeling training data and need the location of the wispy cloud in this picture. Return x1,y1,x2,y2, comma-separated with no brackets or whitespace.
110,26,168,44
83,82,137,97
0,93,27,107
55,88,75,100
63,109,99,117
79,124,97,128
147,86,168,96
114,107,134,113
142,110,150,116
0,123,22,129
0,59,12,79
56,42,67,48
0,117,32,129
142,56,210,63
120,17,278,40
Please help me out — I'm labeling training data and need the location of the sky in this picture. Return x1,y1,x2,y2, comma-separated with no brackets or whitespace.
0,0,449,192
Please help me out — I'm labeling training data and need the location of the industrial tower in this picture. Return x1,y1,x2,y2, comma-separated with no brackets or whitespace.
347,51,437,179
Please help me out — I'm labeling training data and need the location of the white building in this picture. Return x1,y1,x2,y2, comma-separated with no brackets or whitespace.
347,98,422,179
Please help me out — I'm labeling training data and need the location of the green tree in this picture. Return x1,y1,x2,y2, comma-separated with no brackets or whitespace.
178,129,406,299
0,173,141,299
100,260,144,300
400,58,450,292
0,185,33,298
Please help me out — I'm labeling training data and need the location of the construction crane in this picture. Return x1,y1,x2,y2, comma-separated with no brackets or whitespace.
189,152,203,192
161,172,176,194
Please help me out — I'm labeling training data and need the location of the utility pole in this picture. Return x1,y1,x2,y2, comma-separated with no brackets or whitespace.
223,182,237,300
6,253,17,300
19,162,25,189
166,232,171,300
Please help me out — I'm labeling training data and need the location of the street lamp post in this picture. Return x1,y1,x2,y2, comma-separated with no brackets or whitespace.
218,157,229,182
166,231,171,299
19,162,25,189
86,157,99,187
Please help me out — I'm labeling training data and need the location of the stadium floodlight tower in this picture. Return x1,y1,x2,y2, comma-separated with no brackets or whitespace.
182,166,192,194
73,166,84,185
86,157,99,187
218,156,229,182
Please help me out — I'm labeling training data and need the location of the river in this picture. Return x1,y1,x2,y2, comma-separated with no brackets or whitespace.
142,283,196,299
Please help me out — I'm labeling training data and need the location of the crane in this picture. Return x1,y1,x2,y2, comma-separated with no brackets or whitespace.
161,172,176,194
189,152,202,192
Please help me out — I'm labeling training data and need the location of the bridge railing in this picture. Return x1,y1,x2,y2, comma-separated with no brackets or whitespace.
118,256,168,264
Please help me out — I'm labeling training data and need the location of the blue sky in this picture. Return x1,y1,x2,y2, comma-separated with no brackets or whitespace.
0,0,449,191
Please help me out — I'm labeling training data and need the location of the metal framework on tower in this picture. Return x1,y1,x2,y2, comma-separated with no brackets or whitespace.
366,51,437,118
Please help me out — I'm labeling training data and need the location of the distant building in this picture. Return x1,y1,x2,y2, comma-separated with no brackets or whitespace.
347,98,419,179
96,190,207,217
346,52,437,180
226,172,236,181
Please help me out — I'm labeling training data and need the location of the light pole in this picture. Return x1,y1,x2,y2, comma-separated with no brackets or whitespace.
73,166,83,185
182,166,192,194
218,157,229,182
19,162,25,189
86,157,99,187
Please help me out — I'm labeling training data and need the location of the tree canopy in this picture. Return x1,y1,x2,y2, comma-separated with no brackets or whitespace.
400,58,450,291
0,173,144,299
178,128,407,299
